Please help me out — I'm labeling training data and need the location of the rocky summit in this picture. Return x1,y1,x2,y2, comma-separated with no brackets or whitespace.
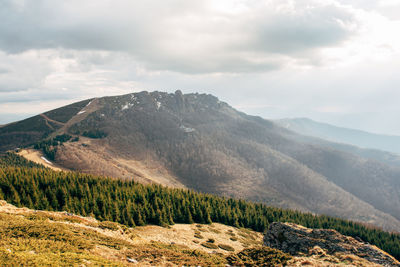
264,222,400,267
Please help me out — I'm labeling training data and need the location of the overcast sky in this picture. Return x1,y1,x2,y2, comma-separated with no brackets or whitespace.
1,0,400,135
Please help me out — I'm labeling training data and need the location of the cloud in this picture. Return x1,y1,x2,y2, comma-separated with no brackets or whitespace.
0,50,52,92
0,0,361,74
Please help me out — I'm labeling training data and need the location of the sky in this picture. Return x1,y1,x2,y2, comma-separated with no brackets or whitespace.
1,0,400,135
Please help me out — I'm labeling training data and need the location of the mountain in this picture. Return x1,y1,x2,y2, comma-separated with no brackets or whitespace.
276,118,400,155
1,91,400,232
1,154,399,263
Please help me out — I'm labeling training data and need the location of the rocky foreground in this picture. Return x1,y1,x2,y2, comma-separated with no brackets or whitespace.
265,222,400,267
1,200,399,266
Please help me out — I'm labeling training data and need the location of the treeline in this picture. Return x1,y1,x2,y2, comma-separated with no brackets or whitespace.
0,167,400,258
33,134,75,160
0,165,398,259
0,152,44,169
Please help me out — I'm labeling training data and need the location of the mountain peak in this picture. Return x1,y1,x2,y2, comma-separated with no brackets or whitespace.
2,91,400,234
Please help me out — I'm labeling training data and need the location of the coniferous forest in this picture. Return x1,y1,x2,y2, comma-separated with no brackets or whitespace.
0,152,399,260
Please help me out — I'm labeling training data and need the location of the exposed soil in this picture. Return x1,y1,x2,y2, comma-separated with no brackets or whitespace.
17,149,68,172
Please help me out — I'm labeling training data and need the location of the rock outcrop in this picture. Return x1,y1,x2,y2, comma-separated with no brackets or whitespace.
264,222,400,267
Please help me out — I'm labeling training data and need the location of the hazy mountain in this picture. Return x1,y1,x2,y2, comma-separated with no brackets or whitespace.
1,91,400,232
276,118,400,155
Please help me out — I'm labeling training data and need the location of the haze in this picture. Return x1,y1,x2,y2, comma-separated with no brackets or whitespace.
1,0,399,135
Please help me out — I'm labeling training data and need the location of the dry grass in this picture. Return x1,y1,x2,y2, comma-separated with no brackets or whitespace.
0,201,260,266
17,149,68,171
227,246,292,267
0,201,385,266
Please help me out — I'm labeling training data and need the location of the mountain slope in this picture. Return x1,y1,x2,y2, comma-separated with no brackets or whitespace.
276,118,400,155
1,154,399,261
0,99,92,152
1,91,400,232
4,200,392,266
0,200,250,266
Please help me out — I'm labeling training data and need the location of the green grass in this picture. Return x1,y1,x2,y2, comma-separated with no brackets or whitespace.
126,242,226,266
0,213,117,266
0,211,228,266
226,246,292,267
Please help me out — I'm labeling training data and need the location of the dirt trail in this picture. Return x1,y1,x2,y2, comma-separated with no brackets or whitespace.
56,98,100,135
39,114,65,126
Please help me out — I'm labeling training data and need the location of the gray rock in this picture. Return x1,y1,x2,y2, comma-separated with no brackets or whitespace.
264,222,400,267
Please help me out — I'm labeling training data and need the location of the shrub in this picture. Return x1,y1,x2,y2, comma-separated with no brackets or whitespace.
99,221,120,231
218,244,235,251
201,242,218,249
194,233,204,239
208,227,221,234
82,130,107,139
226,247,292,267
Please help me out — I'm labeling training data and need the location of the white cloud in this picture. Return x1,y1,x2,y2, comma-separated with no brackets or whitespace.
0,0,363,73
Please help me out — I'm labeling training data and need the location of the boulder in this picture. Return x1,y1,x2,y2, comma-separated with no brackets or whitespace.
264,222,400,266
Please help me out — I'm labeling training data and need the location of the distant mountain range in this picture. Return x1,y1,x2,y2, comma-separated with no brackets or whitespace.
1,91,400,232
276,118,400,155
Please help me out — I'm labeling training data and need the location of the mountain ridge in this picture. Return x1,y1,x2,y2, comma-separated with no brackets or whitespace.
276,117,400,155
1,91,400,232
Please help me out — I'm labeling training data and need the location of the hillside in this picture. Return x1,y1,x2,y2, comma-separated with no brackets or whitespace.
1,154,399,261
1,91,400,232
0,200,257,266
3,200,396,266
277,118,400,156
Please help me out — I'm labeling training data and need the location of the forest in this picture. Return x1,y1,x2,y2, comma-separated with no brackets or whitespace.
0,152,399,260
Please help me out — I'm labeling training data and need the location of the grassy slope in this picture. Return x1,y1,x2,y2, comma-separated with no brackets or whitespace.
0,99,91,153
0,200,276,266
1,152,400,260
1,201,384,267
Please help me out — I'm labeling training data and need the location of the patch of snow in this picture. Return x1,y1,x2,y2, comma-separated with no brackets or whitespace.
122,102,134,110
85,100,93,107
127,258,138,263
77,110,86,115
41,156,53,165
180,125,195,133
156,101,161,110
